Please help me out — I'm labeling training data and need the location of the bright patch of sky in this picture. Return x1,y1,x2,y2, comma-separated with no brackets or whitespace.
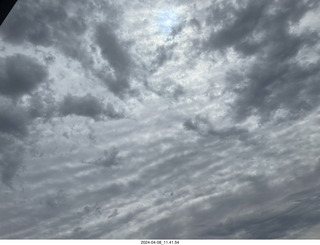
154,7,180,35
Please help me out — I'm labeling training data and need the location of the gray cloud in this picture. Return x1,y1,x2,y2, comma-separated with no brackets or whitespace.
206,1,270,52
59,94,104,120
0,1,137,98
0,99,30,186
0,0,95,72
91,147,120,168
95,24,131,75
132,162,320,239
59,94,124,120
0,54,48,97
27,91,57,120
149,44,177,73
0,99,29,137
148,78,185,101
199,194,320,239
0,133,24,186
104,103,124,120
0,0,320,240
183,115,248,140
189,18,201,30
228,61,320,122
95,24,132,96
45,189,68,210
0,1,87,47
169,22,186,38
205,0,320,123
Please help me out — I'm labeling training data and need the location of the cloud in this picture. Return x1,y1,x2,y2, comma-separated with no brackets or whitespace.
170,22,186,38
91,147,120,168
45,189,68,209
0,54,48,97
95,24,132,96
0,1,88,47
149,44,177,73
95,24,131,75
0,0,320,240
199,194,320,239
58,94,124,120
1,1,136,98
104,103,124,119
206,0,319,55
189,18,201,30
0,98,29,186
0,0,95,71
0,98,30,137
204,0,320,123
0,133,24,186
130,161,320,239
206,1,270,52
229,60,320,122
59,94,104,120
148,78,185,100
27,91,57,120
183,114,248,140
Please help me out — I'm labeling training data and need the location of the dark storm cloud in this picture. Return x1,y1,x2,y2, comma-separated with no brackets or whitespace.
205,0,320,123
95,24,132,96
0,54,48,97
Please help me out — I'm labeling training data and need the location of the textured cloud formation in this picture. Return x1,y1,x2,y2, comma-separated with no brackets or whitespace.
59,94,124,120
0,99,29,137
0,0,320,239
0,1,88,55
0,133,24,186
91,147,121,168
59,94,104,119
0,54,48,96
205,0,320,122
0,98,29,186
95,24,132,96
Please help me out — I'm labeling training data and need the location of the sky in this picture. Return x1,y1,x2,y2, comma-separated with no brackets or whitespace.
0,0,320,239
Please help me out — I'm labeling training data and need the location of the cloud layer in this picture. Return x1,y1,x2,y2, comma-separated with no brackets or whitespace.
0,0,320,239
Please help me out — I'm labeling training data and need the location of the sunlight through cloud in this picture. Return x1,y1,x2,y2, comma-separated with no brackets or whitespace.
155,7,180,35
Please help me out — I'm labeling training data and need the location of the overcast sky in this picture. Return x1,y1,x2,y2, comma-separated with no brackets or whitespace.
0,0,320,239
